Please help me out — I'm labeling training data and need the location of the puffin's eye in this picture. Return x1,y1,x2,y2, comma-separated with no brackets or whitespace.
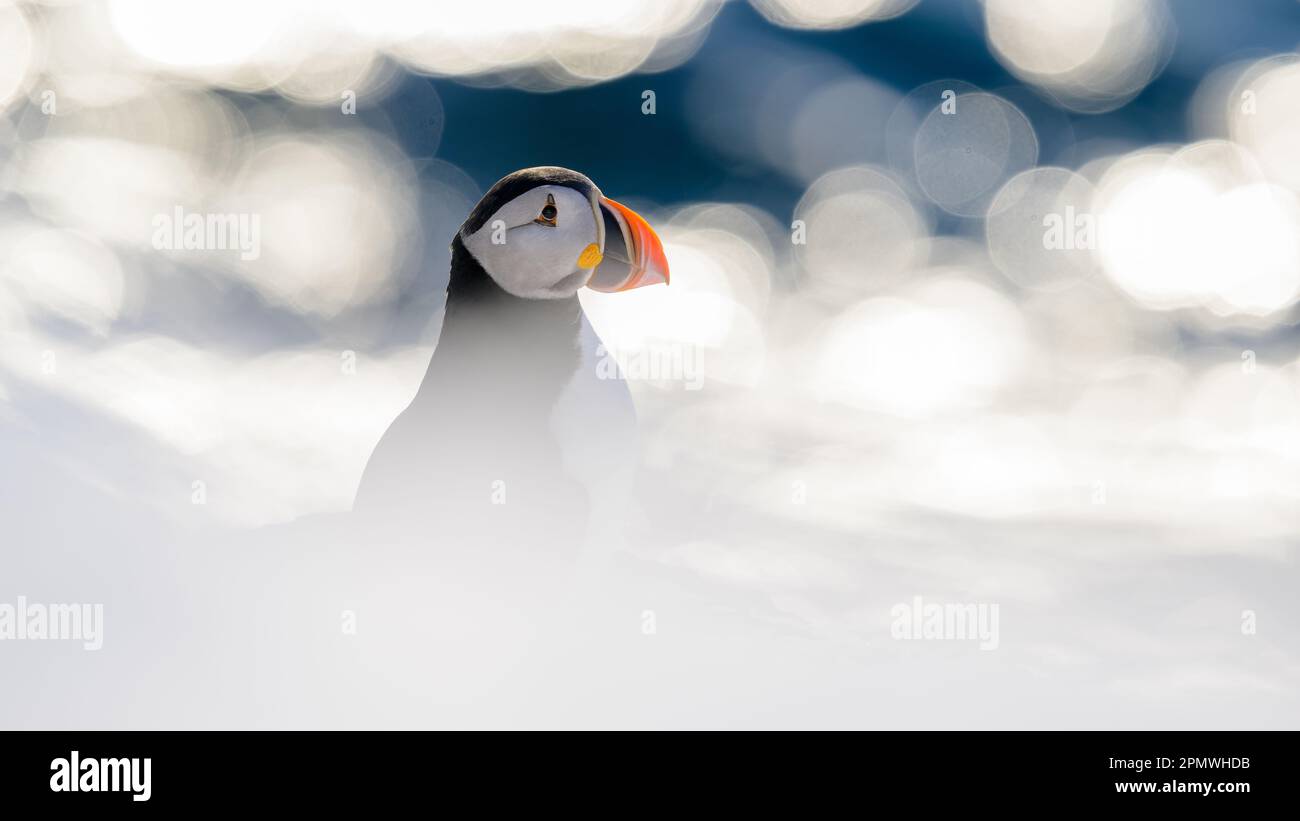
535,194,558,227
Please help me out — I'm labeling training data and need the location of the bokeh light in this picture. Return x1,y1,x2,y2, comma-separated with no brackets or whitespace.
812,276,1030,418
1228,55,1300,190
913,92,1038,217
793,165,926,298
984,0,1176,113
986,166,1099,292
0,0,36,112
750,0,918,31
1093,145,1300,317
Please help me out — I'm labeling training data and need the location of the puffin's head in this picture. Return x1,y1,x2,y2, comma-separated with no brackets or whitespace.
459,166,670,299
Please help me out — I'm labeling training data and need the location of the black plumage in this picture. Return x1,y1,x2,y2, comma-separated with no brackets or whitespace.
356,170,598,553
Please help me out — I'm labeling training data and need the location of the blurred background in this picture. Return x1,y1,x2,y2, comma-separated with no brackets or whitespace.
1,0,1299,727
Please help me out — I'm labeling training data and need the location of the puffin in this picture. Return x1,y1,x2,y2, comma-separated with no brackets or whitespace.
355,167,669,559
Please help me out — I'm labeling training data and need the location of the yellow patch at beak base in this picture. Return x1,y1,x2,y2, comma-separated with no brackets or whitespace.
577,243,603,269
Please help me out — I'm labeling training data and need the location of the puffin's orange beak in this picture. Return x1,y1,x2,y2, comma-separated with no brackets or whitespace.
587,196,670,292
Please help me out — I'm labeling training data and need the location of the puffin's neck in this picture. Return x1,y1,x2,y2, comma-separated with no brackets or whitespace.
412,236,584,409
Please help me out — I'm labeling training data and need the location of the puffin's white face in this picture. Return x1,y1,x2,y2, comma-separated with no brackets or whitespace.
462,184,604,299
